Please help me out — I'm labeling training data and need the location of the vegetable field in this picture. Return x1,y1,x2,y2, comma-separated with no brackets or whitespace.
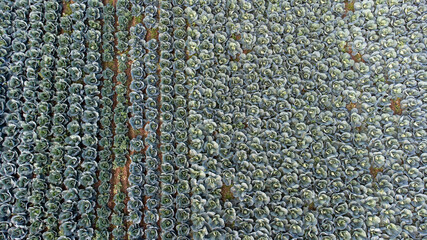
0,0,426,239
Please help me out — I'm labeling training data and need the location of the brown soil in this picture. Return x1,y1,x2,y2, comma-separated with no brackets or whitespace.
232,54,240,62
346,102,361,112
390,98,402,115
62,0,73,16
308,202,316,211
344,42,365,63
232,33,241,41
369,166,384,180
123,22,137,234
342,0,355,18
221,184,234,202
146,28,159,41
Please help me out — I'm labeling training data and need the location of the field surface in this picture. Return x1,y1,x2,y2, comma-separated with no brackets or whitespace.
0,0,426,239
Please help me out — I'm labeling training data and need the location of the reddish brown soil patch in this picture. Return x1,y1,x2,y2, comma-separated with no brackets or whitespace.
146,28,159,41
308,202,316,211
346,102,360,112
232,33,241,41
63,0,73,16
221,184,234,202
231,54,240,62
108,167,122,209
342,0,355,18
369,166,384,180
344,42,365,63
390,98,402,115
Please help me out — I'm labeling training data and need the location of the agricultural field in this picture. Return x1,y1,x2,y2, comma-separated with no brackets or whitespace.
0,0,426,239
